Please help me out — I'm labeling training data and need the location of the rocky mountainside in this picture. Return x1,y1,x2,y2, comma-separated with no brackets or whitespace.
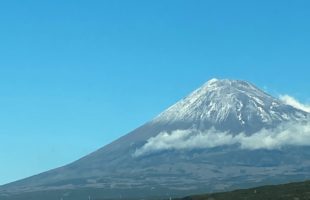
0,79,309,200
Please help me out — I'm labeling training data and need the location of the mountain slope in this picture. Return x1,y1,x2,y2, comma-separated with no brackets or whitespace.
0,79,309,200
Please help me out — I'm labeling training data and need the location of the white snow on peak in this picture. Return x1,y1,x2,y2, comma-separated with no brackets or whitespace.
153,79,307,127
206,78,219,84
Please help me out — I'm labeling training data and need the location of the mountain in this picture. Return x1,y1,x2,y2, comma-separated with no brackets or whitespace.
1,79,309,200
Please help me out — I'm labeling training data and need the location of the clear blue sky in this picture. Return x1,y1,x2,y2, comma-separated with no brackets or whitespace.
0,0,310,185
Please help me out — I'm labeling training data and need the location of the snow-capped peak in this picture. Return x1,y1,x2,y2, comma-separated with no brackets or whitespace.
206,78,219,84
153,79,308,133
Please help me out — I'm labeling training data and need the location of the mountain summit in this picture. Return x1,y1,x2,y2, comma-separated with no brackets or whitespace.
155,79,308,133
1,79,309,200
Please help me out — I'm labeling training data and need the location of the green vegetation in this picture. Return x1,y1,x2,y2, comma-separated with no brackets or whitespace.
177,180,310,200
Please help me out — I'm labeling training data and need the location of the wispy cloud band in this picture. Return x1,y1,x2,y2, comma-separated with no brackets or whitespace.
134,122,310,157
280,95,310,113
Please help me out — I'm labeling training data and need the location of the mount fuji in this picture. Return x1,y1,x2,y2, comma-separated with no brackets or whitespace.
1,79,310,200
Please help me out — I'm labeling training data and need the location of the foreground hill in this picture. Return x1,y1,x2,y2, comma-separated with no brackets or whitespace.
178,180,310,200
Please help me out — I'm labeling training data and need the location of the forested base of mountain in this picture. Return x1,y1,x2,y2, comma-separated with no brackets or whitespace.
1,180,310,200
177,180,310,200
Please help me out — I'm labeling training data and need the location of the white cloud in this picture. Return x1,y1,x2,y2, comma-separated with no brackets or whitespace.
133,129,234,157
237,122,310,150
279,95,310,113
133,122,310,157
